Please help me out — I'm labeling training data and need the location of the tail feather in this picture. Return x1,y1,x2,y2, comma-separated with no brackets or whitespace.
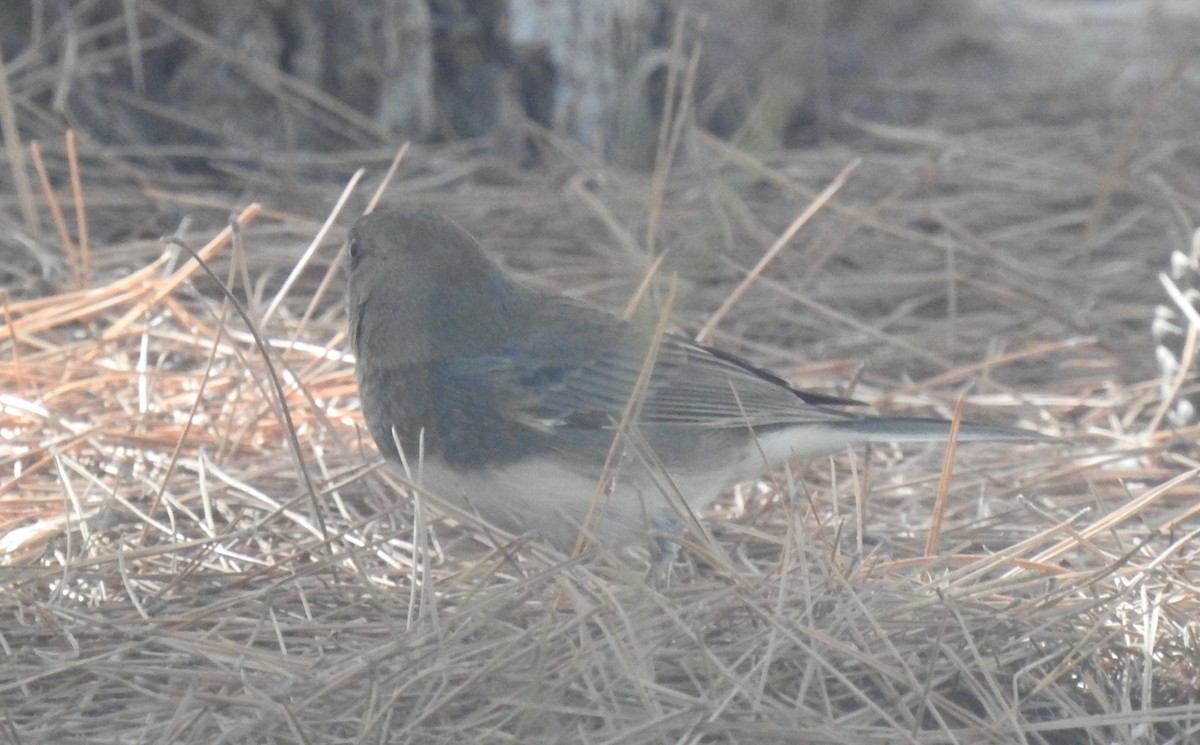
843,416,1054,443
752,416,1056,464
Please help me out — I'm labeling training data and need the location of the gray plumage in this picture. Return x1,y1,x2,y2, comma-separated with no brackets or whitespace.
348,208,1050,551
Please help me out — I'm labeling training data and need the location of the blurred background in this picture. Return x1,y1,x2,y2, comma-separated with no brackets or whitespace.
5,0,1197,168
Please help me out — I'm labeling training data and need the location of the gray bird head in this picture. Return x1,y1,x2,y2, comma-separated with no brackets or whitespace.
347,208,526,366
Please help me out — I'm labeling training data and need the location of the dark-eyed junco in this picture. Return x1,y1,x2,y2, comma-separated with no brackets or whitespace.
348,208,1049,553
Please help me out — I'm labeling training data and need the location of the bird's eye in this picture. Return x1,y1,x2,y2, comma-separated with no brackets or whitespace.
347,235,360,265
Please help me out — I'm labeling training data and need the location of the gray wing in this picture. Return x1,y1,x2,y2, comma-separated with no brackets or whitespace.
447,300,864,432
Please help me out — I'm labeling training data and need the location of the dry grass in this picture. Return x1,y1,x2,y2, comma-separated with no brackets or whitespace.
4,10,1200,745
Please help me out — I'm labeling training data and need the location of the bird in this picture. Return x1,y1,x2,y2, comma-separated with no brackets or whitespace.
347,208,1050,555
